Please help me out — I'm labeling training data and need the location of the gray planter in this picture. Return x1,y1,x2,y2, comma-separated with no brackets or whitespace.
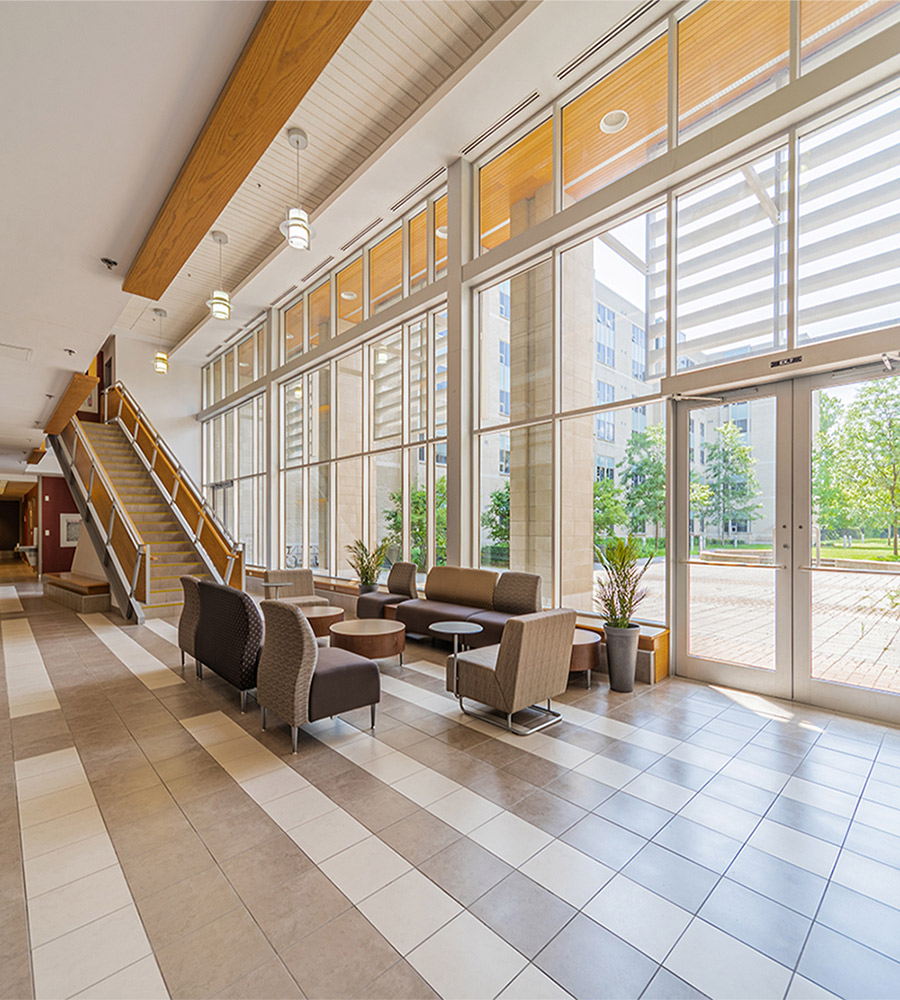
358,583,378,595
605,624,640,692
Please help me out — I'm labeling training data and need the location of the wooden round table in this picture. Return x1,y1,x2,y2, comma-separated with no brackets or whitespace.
300,605,344,637
570,629,602,688
330,619,405,663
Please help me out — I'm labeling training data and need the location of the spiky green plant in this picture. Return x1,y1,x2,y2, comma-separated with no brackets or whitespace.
594,536,653,629
346,538,392,586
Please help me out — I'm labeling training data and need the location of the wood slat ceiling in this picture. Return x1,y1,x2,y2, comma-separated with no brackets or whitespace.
0,481,37,499
120,0,522,348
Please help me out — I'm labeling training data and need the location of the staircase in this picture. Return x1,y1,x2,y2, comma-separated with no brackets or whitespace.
81,422,209,616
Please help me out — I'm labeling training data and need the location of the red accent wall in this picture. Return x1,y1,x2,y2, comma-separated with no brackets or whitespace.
40,476,79,574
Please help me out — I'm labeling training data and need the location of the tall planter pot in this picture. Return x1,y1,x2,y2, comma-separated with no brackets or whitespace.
604,624,640,692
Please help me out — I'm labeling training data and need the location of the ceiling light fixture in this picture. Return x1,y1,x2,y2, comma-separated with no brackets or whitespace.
152,308,168,374
280,127,311,251
340,290,357,300
600,109,629,134
435,225,448,239
206,231,231,320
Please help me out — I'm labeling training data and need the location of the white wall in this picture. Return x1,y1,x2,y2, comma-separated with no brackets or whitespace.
111,335,202,480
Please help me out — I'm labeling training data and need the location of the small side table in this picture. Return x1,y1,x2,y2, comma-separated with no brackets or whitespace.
261,581,287,600
428,621,483,696
300,605,345,637
330,619,405,664
570,629,602,688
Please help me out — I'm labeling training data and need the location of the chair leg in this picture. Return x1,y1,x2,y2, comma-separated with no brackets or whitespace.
370,704,376,729
261,707,267,731
196,660,202,680
241,690,248,714
291,726,299,754
180,650,185,675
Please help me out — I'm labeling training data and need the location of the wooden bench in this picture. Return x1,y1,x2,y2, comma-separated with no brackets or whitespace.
43,572,110,613
44,572,109,595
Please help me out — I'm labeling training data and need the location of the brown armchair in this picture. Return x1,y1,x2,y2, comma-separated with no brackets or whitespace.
263,569,328,607
257,601,381,753
356,561,419,619
447,608,576,735
177,576,201,674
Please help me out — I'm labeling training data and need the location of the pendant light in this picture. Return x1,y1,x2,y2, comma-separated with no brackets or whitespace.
152,308,168,374
280,127,311,250
206,231,231,320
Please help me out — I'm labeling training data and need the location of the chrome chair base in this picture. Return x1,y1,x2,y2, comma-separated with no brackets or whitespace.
457,697,562,735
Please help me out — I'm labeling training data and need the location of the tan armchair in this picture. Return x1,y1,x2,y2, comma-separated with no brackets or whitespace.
263,569,328,607
447,608,576,734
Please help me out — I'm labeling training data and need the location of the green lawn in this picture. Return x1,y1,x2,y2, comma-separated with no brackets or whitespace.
816,538,900,563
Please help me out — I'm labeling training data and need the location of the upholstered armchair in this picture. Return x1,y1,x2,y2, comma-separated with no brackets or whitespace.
263,569,328,607
258,600,381,753
448,608,576,734
356,561,419,619
177,576,201,674
195,580,264,711
467,571,542,647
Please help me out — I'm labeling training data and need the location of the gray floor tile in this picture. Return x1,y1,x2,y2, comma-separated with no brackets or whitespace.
701,774,777,815
653,816,742,874
561,813,647,870
641,967,710,1000
842,821,900,869
595,792,675,839
622,843,719,912
766,797,851,847
798,923,900,1000
646,756,715,791
727,845,827,917
817,882,900,963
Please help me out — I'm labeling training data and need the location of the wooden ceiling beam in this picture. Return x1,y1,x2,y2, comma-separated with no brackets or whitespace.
44,374,99,435
26,441,46,465
122,0,370,302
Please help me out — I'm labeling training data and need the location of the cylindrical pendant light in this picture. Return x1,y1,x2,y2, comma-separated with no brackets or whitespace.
280,128,311,250
152,308,168,374
206,231,231,320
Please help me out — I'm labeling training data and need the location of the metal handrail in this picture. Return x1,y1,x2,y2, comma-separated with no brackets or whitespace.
102,381,240,550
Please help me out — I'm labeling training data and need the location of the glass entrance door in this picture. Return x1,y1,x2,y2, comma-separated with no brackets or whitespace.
674,383,794,698
794,368,900,724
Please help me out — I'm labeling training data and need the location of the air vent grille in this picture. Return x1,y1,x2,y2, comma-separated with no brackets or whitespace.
301,257,334,283
556,0,659,80
460,91,541,157
0,343,33,363
340,218,383,253
390,168,446,213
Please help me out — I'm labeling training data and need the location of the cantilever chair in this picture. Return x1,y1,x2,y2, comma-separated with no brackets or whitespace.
177,576,201,674
257,600,381,753
447,608,576,734
356,561,419,619
263,569,328,607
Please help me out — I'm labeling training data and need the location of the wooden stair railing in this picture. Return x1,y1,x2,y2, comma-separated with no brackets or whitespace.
50,419,149,623
103,382,244,589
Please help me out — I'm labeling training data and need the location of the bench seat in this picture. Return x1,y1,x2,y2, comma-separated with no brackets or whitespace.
43,572,109,595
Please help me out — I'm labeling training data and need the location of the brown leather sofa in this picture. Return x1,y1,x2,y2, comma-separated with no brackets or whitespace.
395,566,542,646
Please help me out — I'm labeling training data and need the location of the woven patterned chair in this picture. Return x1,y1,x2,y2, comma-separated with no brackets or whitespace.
356,561,419,619
263,569,328,607
258,600,381,753
467,571,542,648
195,580,263,712
448,608,576,734
177,576,202,674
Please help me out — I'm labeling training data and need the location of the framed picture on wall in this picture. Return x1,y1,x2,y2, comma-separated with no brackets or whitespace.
60,513,82,548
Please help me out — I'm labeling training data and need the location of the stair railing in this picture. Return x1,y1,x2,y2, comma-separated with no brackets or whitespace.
49,419,148,624
102,381,244,589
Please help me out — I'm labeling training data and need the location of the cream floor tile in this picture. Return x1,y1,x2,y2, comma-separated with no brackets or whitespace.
668,743,732,772
24,832,119,897
361,749,426,784
319,836,411,904
519,839,615,909
241,766,309,805
854,798,900,835
831,849,900,910
747,819,840,878
407,911,528,1000
32,904,152,1000
339,736,398,765
665,918,793,1000
358,869,463,956
286,808,370,863
19,782,97,829
28,865,134,948
79,614,183,691
21,805,107,861
623,729,682,755
15,746,80,780
583,874,692,962
583,716,638,739
785,974,843,999
391,768,461,806
574,755,641,789
263,785,337,828
497,964,574,999
780,777,858,818
220,750,282,782
206,736,264,763
624,773,695,813
468,811,553,868
17,763,86,802
429,787,504,835
71,955,168,1000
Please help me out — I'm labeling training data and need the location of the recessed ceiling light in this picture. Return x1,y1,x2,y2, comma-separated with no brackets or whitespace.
600,109,629,134
340,290,357,300
435,225,448,239
239,362,250,367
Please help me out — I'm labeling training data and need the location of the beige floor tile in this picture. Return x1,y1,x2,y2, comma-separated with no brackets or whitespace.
319,836,411,904
31,904,152,1000
358,869,462,956
219,832,313,903
211,958,303,1000
13,746,80,780
138,866,241,951
19,782,96,829
120,831,216,899
21,805,107,861
97,783,175,830
353,959,439,999
286,808,370,864
16,762,85,802
28,864,134,948
71,955,168,1000
243,867,350,953
24,832,118,897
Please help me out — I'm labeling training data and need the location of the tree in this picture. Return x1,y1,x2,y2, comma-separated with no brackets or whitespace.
811,393,854,538
842,379,900,556
384,475,447,570
619,424,666,549
481,481,509,547
701,421,762,542
593,478,625,546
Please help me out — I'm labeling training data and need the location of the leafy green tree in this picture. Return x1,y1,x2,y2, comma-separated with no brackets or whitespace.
701,421,762,542
593,478,625,546
843,379,900,557
481,480,509,547
385,476,446,570
619,425,666,549
811,393,854,539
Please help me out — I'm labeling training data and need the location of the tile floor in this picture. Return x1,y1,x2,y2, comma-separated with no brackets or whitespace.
1,569,899,999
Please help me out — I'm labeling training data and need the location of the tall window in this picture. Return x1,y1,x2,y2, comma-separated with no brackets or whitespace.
596,305,615,367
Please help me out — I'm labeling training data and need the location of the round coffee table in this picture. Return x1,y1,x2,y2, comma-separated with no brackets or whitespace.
428,621,483,695
570,629,602,688
300,605,344,637
330,619,405,664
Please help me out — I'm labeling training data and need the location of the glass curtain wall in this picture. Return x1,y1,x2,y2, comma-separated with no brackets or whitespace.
203,322,267,407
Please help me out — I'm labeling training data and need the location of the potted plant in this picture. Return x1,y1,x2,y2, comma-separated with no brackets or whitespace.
594,536,652,692
346,538,391,595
